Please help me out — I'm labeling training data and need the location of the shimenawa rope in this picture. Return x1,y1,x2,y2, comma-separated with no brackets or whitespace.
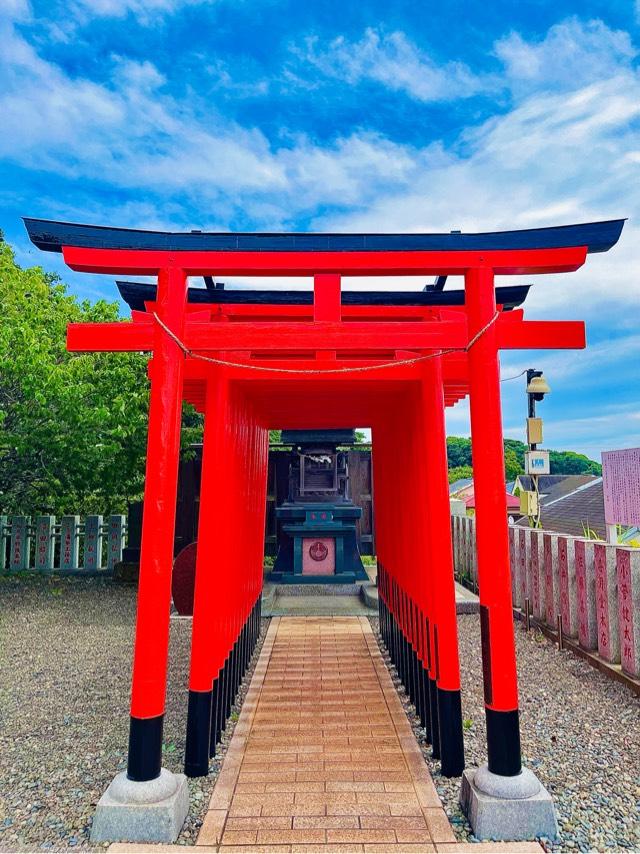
151,310,500,375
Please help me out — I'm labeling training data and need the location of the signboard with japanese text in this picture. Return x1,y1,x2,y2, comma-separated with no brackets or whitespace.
602,448,640,528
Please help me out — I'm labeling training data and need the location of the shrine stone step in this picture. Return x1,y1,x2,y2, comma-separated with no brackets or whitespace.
266,582,363,596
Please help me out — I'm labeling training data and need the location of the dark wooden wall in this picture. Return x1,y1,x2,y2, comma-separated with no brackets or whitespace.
172,446,375,557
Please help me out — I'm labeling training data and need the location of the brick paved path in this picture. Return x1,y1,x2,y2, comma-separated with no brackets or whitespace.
192,616,541,853
111,615,541,853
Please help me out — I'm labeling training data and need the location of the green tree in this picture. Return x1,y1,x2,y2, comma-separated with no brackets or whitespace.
504,447,523,481
445,436,599,480
548,450,601,475
448,465,473,484
446,436,472,468
0,239,201,515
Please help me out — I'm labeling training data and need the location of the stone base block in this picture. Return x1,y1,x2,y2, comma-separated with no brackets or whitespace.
90,768,189,843
460,765,558,842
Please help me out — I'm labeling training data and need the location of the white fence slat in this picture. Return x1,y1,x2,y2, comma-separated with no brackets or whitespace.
575,539,597,651
0,516,7,571
617,548,640,678
107,515,125,569
35,515,55,571
60,516,80,570
594,543,620,663
84,515,103,570
10,516,30,571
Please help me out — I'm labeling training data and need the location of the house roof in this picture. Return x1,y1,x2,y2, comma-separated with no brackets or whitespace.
449,478,473,495
515,478,606,539
465,490,520,510
516,474,599,505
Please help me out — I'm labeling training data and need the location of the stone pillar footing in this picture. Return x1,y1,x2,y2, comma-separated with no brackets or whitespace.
460,764,558,841
90,768,189,843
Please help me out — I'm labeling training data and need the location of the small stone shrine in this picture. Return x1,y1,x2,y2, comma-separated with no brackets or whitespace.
271,429,368,583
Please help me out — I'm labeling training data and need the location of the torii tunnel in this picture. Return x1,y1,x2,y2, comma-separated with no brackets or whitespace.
25,217,624,786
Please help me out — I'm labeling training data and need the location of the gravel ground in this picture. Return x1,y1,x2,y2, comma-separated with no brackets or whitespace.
371,614,640,853
0,575,269,852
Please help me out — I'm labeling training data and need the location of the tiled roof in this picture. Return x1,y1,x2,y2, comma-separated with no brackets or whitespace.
449,478,473,495
466,490,520,509
516,478,606,538
516,474,599,505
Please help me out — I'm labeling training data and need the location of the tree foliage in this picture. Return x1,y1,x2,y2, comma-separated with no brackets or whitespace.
0,239,201,515
448,465,473,484
446,436,601,481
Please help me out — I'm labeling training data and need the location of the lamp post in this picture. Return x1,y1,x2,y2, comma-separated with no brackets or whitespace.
524,370,551,527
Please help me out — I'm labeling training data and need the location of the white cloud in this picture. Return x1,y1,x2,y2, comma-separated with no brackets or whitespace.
500,334,640,384
3,10,637,456
295,28,498,103
64,0,210,25
504,403,640,458
318,69,640,313
2,0,31,20
495,18,637,95
0,19,439,224
2,13,638,320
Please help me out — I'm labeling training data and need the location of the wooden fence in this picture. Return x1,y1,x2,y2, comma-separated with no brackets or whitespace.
0,515,127,574
451,515,640,680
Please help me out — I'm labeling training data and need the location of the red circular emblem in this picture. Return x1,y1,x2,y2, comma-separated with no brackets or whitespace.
309,541,328,562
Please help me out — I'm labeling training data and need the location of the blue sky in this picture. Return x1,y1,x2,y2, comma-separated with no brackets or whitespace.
1,0,639,459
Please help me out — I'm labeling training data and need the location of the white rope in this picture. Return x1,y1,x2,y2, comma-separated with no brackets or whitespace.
151,310,500,375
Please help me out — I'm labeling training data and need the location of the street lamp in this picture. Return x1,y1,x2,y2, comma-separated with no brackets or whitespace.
522,369,551,527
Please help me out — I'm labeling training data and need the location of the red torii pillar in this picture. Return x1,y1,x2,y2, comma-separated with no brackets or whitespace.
466,266,521,776
128,266,187,782
421,355,465,777
185,372,268,777
185,371,229,777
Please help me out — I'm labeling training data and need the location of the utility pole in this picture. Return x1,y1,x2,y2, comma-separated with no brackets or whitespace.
522,369,550,528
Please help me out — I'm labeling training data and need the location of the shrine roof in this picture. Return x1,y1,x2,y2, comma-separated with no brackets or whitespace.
23,217,624,255
115,280,531,312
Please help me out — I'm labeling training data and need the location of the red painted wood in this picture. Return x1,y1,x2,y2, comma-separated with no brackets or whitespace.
498,320,585,349
421,356,461,692
314,274,342,321
67,316,585,353
209,303,441,320
62,245,588,276
130,266,188,720
465,266,519,714
67,319,468,351
189,375,229,687
67,321,155,351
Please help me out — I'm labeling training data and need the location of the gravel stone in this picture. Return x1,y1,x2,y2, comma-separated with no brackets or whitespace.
0,575,269,852
370,613,640,853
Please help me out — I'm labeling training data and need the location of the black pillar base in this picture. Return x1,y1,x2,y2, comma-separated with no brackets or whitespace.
429,677,440,760
217,658,228,737
436,687,465,777
209,677,221,758
418,664,431,740
486,707,522,776
412,651,421,720
185,689,212,777
127,714,163,782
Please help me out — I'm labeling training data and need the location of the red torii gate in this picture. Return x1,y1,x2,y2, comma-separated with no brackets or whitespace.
24,218,623,824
